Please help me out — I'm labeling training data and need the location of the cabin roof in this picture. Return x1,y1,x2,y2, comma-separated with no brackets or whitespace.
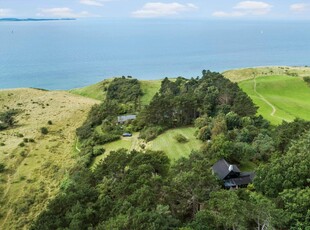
224,172,255,187
212,159,241,180
117,115,136,123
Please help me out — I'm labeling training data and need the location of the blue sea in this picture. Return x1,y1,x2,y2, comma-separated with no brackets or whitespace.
0,19,309,90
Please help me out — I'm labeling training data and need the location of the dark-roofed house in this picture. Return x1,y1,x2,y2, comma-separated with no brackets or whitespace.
212,159,254,189
117,115,136,124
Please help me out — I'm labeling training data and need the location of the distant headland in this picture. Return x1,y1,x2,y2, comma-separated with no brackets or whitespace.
0,18,76,22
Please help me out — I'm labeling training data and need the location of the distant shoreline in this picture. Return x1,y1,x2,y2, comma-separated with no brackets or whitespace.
0,18,76,22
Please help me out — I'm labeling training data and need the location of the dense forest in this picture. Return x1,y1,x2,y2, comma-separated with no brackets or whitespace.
32,71,310,229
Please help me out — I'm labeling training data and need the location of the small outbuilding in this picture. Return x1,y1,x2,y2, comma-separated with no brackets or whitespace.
212,159,254,189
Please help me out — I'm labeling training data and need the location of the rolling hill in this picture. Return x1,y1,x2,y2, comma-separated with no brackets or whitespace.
239,75,310,124
0,88,98,229
223,66,310,124
1,66,310,228
70,78,163,106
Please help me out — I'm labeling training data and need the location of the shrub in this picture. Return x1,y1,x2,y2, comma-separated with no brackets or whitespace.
92,133,120,145
303,76,310,86
29,138,35,143
139,126,165,142
0,163,5,173
19,142,25,147
0,143,5,146
92,147,105,157
20,151,27,157
48,120,53,125
0,109,19,130
40,127,48,135
174,134,189,143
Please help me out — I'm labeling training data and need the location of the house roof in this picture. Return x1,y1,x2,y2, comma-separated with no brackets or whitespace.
117,115,136,123
212,159,241,180
224,173,255,187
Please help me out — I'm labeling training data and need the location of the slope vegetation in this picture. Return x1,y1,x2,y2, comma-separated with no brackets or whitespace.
239,76,310,124
70,78,162,105
223,66,310,82
0,88,98,229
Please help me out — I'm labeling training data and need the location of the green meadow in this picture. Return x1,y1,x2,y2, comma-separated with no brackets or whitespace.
239,75,310,124
147,127,202,160
92,127,202,167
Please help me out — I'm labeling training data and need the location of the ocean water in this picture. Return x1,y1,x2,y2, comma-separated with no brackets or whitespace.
0,19,309,90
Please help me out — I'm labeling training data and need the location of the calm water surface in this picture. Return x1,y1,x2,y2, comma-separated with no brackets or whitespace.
0,19,309,89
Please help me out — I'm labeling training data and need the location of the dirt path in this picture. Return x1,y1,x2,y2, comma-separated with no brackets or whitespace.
75,138,81,153
253,77,277,117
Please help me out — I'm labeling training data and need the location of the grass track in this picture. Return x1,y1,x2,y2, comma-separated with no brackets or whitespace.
239,75,310,124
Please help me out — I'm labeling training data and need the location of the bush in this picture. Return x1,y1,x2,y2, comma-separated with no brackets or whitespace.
92,147,105,157
174,134,189,143
48,120,53,125
303,76,310,86
40,127,48,135
139,126,165,142
20,151,27,157
0,163,5,173
19,142,25,147
0,109,19,130
92,133,120,145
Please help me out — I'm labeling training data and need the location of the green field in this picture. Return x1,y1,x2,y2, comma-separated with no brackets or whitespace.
239,75,310,124
69,79,111,101
140,80,162,105
148,127,202,160
92,127,202,167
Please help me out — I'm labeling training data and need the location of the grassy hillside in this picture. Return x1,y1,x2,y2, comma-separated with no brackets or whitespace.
92,127,202,167
70,78,162,106
223,66,310,82
239,75,310,124
0,89,98,229
69,79,111,101
140,80,162,105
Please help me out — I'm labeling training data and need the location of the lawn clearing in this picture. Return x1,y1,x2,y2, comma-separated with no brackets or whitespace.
148,127,202,161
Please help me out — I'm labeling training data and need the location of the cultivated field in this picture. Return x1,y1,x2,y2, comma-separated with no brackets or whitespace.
0,88,98,229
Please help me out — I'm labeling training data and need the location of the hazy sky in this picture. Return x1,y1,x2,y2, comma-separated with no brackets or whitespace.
1,0,310,19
